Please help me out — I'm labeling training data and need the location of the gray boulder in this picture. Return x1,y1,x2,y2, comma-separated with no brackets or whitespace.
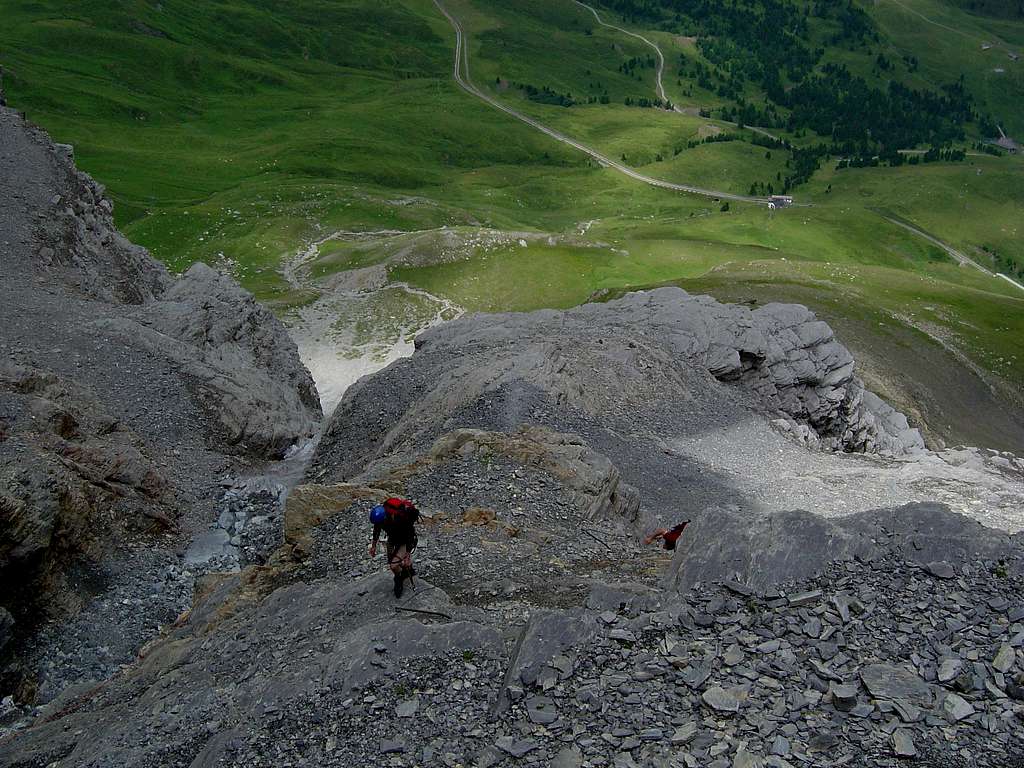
666,502,1014,591
941,692,975,722
893,729,916,758
860,664,933,706
496,609,597,712
100,262,321,458
702,685,742,713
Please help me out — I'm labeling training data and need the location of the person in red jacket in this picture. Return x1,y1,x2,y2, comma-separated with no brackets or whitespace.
643,520,691,551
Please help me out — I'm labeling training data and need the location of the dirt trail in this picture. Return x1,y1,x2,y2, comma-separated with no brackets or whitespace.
574,1,784,144
430,0,770,204
574,0,669,102
280,228,411,290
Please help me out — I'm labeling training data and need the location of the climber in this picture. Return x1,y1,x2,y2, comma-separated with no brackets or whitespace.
368,497,420,598
643,520,691,551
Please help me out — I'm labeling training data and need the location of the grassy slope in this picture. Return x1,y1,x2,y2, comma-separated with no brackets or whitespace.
5,0,1018,281
5,0,626,296
865,0,1024,136
2,0,1022,445
455,0,1023,265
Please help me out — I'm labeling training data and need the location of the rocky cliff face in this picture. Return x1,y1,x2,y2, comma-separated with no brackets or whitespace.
0,106,320,699
307,285,1022,554
29,140,170,305
666,502,1017,592
99,262,321,457
1,478,1021,767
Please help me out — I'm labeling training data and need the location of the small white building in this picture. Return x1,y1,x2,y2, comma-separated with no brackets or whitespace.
769,195,794,209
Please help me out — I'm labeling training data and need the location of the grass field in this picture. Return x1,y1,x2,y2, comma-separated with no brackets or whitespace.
865,0,1024,136
2,0,1022,445
5,0,1018,286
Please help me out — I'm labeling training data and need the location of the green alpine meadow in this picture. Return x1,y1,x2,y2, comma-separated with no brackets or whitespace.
2,0,1022,439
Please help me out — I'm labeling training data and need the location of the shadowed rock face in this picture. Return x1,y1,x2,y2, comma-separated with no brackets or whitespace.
0,106,320,692
666,502,1016,591
0,361,169,596
0,571,504,767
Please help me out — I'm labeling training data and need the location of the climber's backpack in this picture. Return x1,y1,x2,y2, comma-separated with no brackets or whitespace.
384,497,419,526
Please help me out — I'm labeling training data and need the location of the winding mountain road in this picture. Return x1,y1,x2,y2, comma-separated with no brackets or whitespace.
882,216,990,274
426,0,1024,295
882,215,1024,295
431,0,769,204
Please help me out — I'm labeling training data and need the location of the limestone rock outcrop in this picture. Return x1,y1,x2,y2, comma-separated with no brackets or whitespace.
666,501,1016,591
3,106,322,463
31,138,170,305
4,98,1024,768
100,262,321,457
0,361,171,589
397,427,641,524
313,287,922,489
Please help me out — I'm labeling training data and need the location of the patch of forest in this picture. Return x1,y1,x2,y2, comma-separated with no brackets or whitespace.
597,0,993,154
505,81,579,106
